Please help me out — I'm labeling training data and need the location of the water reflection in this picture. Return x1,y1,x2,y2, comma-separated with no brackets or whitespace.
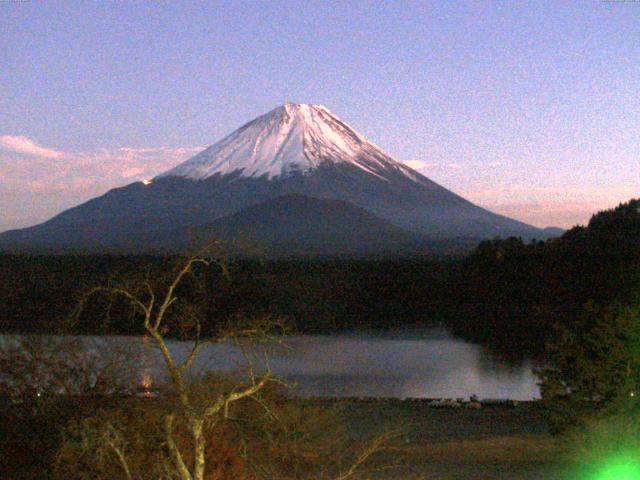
162,328,541,400
1,329,542,400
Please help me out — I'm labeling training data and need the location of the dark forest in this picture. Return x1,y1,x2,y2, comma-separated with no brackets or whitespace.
2,199,638,359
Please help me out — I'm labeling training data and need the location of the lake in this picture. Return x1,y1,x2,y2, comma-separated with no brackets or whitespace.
1,329,542,400
138,328,542,400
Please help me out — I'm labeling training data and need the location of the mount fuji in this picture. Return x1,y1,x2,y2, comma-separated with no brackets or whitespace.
0,103,555,255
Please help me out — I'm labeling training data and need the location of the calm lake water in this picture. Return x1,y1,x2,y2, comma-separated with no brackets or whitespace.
136,328,542,400
4,329,542,400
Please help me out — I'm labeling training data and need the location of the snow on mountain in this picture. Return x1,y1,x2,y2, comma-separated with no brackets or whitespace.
0,102,556,254
158,103,417,181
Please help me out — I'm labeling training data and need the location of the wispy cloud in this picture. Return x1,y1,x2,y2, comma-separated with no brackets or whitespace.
0,142,203,188
463,185,639,228
401,159,434,170
0,140,204,232
0,135,65,159
74,146,204,183
401,160,497,172
463,185,637,203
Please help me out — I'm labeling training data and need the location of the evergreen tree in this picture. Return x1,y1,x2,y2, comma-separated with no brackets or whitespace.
538,302,640,434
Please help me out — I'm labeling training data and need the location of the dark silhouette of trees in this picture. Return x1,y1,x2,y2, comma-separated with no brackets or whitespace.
538,302,640,434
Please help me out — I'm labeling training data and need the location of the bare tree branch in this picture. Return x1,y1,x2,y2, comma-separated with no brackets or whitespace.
155,257,210,330
164,414,193,480
333,428,401,480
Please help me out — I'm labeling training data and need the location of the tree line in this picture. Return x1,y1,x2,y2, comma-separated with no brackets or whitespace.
1,199,638,360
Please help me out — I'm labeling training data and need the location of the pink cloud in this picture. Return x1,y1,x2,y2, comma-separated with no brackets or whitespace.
463,185,638,228
27,180,46,193
401,160,477,172
0,135,65,159
121,167,146,178
0,143,204,231
401,160,432,170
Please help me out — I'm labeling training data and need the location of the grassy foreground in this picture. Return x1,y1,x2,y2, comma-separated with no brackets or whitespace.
320,399,574,480
2,396,578,479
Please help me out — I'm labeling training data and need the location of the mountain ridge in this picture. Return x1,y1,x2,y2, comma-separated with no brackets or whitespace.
0,103,560,255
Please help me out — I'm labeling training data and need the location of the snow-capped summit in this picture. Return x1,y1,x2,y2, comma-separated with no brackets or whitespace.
158,103,414,181
0,102,556,254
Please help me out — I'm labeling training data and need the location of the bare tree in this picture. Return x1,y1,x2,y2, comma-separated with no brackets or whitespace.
73,251,287,480
55,250,398,480
0,335,140,410
0,334,144,479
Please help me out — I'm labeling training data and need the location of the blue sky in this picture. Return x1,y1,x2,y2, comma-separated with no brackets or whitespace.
1,0,638,231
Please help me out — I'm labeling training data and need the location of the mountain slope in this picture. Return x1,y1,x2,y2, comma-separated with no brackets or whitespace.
0,103,554,254
152,194,424,256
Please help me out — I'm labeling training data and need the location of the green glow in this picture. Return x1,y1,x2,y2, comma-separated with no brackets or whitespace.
591,456,640,480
